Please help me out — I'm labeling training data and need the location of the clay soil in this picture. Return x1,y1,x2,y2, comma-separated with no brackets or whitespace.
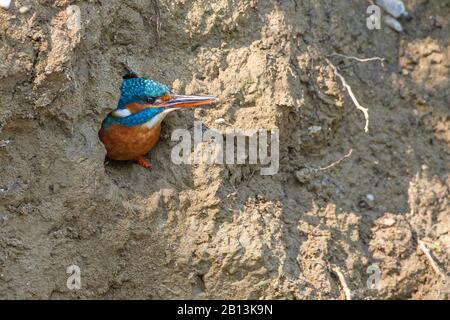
0,0,449,299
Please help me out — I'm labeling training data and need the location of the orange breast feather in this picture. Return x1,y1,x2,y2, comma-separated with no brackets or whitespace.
99,124,161,161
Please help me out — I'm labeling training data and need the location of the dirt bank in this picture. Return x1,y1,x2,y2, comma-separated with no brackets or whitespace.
0,0,449,299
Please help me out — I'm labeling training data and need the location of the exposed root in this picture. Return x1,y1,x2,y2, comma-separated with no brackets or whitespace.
326,53,385,133
328,53,385,65
418,240,448,283
326,58,370,133
151,0,162,40
161,284,178,295
319,149,353,171
331,266,352,300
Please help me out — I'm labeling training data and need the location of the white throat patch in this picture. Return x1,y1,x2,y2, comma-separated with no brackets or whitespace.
112,108,132,118
143,108,179,128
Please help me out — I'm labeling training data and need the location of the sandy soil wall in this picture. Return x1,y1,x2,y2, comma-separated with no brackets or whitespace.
0,0,449,299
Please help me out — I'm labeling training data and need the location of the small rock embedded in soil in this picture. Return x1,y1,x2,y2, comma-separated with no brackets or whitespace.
0,0,11,10
384,16,403,33
376,0,410,19
376,0,412,32
308,125,322,135
19,6,30,14
0,214,8,224
366,193,375,202
382,217,396,226
295,167,318,184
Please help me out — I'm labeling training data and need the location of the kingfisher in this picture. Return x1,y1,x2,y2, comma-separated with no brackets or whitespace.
99,73,218,169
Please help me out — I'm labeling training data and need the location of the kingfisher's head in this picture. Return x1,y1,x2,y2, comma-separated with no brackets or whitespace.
110,74,218,128
118,74,171,109
105,73,218,130
118,72,218,108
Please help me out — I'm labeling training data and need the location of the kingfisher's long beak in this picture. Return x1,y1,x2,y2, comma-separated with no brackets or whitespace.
160,94,219,109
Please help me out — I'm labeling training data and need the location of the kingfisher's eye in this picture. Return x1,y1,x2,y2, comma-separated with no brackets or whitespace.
146,97,156,104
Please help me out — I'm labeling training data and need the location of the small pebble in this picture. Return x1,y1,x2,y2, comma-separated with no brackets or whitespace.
384,16,403,33
0,0,11,10
19,6,30,14
214,118,225,124
383,217,396,226
0,214,8,224
433,16,444,29
308,126,322,135
366,194,375,202
295,167,318,184
0,140,10,147
376,0,408,19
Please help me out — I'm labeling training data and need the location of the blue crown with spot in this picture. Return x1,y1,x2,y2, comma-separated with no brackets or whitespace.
118,74,170,109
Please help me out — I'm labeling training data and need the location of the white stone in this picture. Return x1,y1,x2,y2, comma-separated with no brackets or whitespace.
376,0,407,18
308,125,322,134
366,194,375,202
382,217,396,226
214,118,225,124
0,140,10,147
19,6,30,14
0,0,11,10
384,16,403,33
